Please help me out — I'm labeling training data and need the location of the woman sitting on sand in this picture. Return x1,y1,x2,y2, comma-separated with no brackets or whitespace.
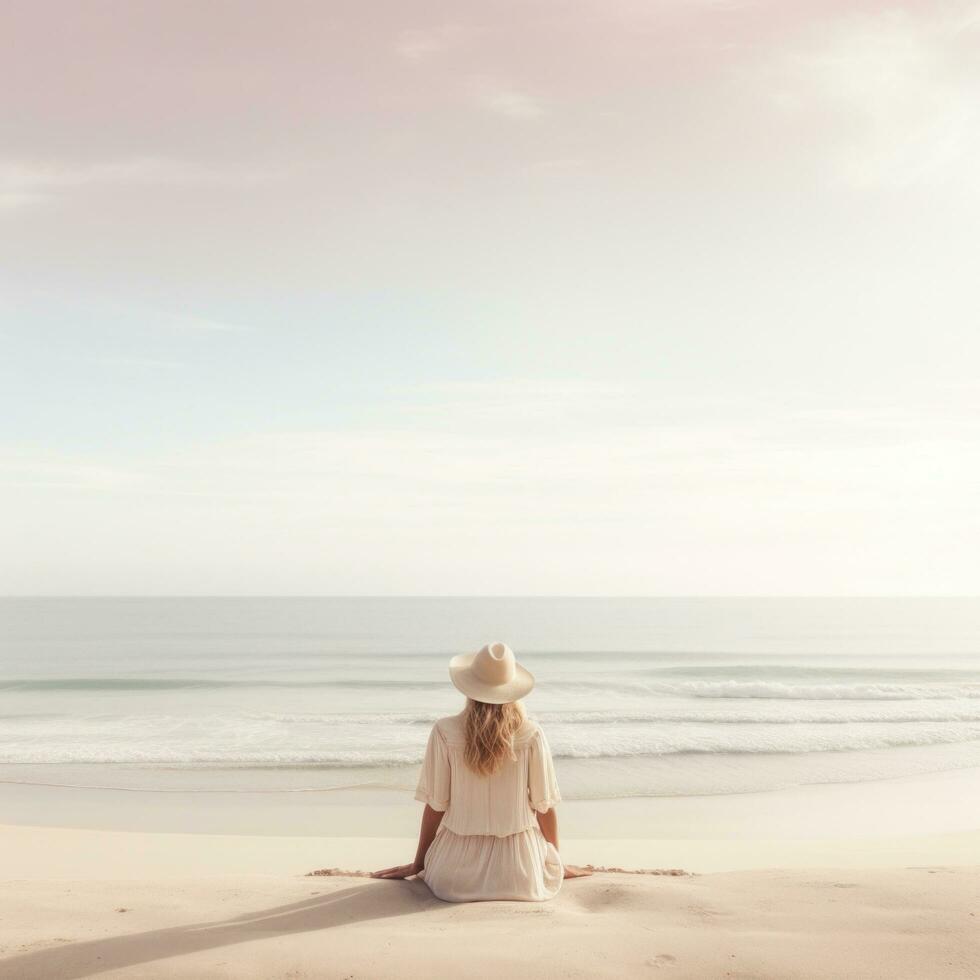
373,641,592,902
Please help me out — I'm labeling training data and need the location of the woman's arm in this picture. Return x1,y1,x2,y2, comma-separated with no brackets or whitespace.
412,804,445,871
535,806,559,849
372,804,444,879
535,806,593,880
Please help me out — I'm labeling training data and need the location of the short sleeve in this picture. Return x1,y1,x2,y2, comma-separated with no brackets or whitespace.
414,723,451,811
528,725,561,813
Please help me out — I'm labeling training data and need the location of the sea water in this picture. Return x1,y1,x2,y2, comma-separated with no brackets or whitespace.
1,597,978,800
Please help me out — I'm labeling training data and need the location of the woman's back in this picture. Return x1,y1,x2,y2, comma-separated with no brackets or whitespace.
415,710,562,838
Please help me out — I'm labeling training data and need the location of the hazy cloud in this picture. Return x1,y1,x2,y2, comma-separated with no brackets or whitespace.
470,77,545,119
163,313,248,333
4,386,978,593
87,354,186,370
766,6,980,188
395,26,463,61
0,157,287,210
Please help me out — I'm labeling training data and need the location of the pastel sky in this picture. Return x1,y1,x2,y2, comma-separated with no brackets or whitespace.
2,1,979,595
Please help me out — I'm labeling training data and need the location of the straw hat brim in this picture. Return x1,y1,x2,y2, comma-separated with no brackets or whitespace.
448,652,535,704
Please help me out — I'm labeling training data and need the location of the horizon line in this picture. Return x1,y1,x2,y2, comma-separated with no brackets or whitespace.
2,594,979,601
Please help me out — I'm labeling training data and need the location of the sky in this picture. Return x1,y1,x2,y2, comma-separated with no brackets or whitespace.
2,0,979,595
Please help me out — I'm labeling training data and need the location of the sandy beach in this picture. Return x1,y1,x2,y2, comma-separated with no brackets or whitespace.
2,600,978,977
2,816,978,980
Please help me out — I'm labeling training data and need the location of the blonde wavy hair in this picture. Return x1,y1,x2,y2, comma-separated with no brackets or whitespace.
462,697,527,776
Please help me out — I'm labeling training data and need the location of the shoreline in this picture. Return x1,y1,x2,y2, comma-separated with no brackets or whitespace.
3,747,979,797
1,764,977,840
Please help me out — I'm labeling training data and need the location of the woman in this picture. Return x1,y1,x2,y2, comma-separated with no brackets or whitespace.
373,641,591,902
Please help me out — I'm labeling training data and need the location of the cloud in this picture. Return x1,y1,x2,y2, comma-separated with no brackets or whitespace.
0,449,143,493
525,158,587,175
395,26,462,62
88,354,186,370
163,313,247,333
4,384,980,593
7,386,976,501
0,157,286,211
764,7,980,189
470,78,545,119
0,191,48,210
403,379,632,430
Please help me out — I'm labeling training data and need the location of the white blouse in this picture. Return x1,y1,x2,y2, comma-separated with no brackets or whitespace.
414,711,562,838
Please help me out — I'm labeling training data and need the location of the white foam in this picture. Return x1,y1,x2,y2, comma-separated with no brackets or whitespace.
643,679,980,700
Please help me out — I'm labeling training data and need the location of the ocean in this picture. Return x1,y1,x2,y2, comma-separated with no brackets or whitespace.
2,597,979,802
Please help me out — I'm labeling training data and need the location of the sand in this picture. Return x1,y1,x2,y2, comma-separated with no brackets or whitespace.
1,823,978,980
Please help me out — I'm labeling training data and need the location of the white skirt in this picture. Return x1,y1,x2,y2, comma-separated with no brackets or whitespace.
419,825,563,903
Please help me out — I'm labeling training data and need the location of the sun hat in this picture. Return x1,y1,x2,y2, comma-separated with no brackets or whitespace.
449,641,535,704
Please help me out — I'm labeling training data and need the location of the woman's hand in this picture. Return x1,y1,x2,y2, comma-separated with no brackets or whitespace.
563,864,594,879
371,862,421,879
